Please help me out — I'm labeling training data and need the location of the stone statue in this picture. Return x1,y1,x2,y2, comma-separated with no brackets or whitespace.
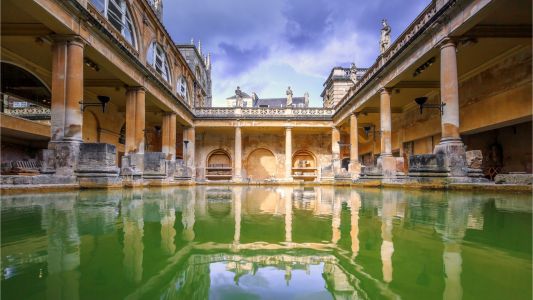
349,63,358,83
304,92,309,107
380,19,391,54
251,92,259,106
286,86,293,107
235,86,243,107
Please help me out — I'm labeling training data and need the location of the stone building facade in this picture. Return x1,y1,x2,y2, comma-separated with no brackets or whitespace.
0,0,531,188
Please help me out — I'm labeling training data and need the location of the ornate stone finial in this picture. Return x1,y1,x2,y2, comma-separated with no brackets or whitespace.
198,40,202,55
191,38,194,45
206,53,211,70
303,92,310,107
235,86,243,107
286,86,293,107
380,19,391,54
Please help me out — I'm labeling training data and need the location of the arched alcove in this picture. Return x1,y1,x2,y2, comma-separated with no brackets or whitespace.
292,150,317,181
206,149,232,180
246,148,277,181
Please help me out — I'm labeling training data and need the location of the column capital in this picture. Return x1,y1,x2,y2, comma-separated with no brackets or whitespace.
127,86,146,92
439,37,457,49
51,34,86,47
379,87,392,95
285,126,292,130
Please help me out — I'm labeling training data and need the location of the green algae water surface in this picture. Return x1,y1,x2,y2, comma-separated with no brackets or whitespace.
1,187,531,299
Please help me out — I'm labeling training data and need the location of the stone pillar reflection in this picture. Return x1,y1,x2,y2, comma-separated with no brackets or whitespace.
234,126,242,181
285,188,293,243
160,191,176,255
381,190,395,283
350,190,361,259
332,126,341,173
122,190,144,283
332,190,341,244
162,113,177,160
348,113,361,178
285,127,293,180
182,188,196,241
44,196,80,300
233,187,242,248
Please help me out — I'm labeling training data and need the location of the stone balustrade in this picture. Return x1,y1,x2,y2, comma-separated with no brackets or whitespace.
3,107,51,120
193,107,334,120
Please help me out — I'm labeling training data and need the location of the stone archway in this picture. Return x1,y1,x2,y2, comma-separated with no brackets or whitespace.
246,148,277,180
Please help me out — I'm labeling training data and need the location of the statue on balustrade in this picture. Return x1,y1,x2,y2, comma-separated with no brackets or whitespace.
235,86,243,107
286,86,293,107
380,19,391,54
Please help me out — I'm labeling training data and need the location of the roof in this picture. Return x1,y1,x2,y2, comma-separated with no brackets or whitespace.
255,97,305,107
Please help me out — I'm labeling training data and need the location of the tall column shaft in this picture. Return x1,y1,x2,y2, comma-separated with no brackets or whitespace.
50,40,68,142
63,38,84,141
134,89,146,154
169,114,176,160
161,113,176,160
380,88,392,156
125,88,137,154
285,127,292,179
349,113,359,161
332,127,341,172
183,127,195,178
440,38,461,142
234,126,242,181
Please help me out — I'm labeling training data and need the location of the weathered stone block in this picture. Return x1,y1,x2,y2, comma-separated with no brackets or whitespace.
466,150,483,169
408,153,447,173
494,173,533,185
49,141,81,176
143,152,167,179
433,141,467,177
38,149,56,174
77,143,119,174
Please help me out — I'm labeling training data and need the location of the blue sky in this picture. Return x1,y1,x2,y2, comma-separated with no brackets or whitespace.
164,0,429,107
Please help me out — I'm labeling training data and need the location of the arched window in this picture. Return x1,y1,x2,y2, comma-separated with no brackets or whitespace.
177,76,188,100
91,0,137,47
147,42,171,83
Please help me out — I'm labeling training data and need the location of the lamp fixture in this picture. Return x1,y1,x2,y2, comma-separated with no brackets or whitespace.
414,97,445,115
80,95,110,112
183,140,190,148
337,141,351,148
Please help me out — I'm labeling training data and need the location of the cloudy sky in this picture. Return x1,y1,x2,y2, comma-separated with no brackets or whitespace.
164,0,429,107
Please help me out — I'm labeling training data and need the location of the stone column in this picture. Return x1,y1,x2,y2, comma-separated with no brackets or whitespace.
380,88,392,156
63,37,84,141
332,190,341,244
348,113,361,178
161,113,176,160
134,88,146,154
331,126,341,173
350,190,361,259
234,126,242,181
50,39,68,142
49,36,85,176
183,127,195,178
233,187,242,249
285,127,293,180
435,38,467,177
379,88,396,178
284,188,293,243
125,88,137,154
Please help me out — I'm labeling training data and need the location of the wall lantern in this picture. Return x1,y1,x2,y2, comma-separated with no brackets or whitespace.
337,141,351,148
414,97,445,115
80,95,110,112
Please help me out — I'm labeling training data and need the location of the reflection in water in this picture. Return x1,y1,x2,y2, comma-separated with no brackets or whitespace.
1,187,531,299
122,190,144,284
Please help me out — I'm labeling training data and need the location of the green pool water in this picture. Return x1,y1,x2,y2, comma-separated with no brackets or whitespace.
1,187,531,299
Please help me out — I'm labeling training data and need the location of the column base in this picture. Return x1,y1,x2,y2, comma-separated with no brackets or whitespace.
48,140,82,176
377,155,397,179
433,140,467,177
348,161,362,180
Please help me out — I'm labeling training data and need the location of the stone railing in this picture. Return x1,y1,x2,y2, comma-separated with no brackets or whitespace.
335,1,439,111
193,107,334,120
4,107,51,120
